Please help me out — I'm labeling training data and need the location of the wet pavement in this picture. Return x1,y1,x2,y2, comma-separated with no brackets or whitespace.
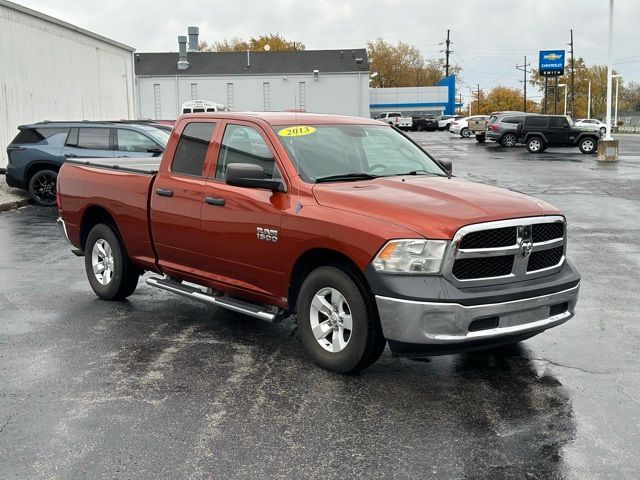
1,132,639,479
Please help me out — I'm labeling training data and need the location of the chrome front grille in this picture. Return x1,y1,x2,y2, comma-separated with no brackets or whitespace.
442,216,566,287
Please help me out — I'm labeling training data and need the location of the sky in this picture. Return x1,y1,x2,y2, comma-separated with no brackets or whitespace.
15,0,640,102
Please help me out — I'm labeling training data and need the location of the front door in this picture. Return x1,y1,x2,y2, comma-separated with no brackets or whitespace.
199,122,287,301
547,116,571,146
150,121,217,277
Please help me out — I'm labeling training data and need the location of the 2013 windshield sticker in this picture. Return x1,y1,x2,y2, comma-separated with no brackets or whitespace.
278,126,316,137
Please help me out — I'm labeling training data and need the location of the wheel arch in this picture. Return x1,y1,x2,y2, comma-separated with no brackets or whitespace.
25,161,61,185
79,205,123,251
525,132,548,143
288,248,374,314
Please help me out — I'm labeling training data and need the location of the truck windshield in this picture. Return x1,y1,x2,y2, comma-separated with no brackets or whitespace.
273,125,446,182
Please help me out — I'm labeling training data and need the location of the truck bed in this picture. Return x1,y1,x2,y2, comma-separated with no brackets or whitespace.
66,157,162,174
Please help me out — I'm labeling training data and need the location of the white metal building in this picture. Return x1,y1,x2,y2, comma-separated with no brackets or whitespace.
0,0,136,168
135,31,370,119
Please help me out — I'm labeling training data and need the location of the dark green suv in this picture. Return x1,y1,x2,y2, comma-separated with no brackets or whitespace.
517,115,600,154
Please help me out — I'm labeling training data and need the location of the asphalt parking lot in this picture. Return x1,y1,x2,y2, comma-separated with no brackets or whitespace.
1,132,639,479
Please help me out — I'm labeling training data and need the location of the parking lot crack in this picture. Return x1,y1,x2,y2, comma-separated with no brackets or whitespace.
531,357,638,375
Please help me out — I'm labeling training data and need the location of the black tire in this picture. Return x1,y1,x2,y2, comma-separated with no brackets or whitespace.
475,134,486,143
501,132,517,147
460,128,470,138
297,266,385,373
416,124,425,132
579,137,597,154
526,136,544,153
28,169,58,206
84,223,139,300
599,127,606,136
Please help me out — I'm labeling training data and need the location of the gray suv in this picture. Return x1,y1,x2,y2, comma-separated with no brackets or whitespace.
486,112,533,147
5,121,169,206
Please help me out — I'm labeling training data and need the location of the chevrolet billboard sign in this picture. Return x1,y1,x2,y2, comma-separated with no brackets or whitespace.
539,50,565,77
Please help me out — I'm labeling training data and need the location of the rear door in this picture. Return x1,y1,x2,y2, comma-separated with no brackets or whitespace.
114,128,163,158
198,121,287,299
548,116,570,146
62,127,114,159
150,121,218,277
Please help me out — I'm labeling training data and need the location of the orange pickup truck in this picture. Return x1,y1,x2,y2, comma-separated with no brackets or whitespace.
56,112,580,373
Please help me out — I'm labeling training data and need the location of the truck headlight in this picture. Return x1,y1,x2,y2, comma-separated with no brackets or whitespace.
372,239,448,273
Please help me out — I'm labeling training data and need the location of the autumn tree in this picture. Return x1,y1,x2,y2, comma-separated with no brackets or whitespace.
470,86,538,115
368,38,461,88
199,34,305,52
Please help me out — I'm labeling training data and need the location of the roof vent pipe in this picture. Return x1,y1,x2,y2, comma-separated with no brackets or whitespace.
187,26,199,52
178,36,189,70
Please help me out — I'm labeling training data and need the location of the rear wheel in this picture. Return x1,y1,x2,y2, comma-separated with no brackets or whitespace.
501,132,517,147
84,223,139,300
599,126,606,135
28,169,58,206
460,127,471,138
475,134,486,143
297,266,385,373
579,137,597,154
416,124,425,132
526,136,544,153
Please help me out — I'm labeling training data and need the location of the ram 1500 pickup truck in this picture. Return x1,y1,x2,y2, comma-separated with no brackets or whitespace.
56,112,581,373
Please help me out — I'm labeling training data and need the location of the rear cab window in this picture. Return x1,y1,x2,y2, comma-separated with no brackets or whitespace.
171,122,217,176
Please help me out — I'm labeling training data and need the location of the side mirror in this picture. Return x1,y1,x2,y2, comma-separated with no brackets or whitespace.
225,163,286,192
438,160,453,174
147,146,164,155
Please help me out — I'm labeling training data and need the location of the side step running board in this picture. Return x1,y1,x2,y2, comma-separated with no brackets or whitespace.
146,276,278,322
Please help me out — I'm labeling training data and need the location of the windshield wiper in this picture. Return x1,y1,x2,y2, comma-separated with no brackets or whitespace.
394,169,445,177
314,172,380,183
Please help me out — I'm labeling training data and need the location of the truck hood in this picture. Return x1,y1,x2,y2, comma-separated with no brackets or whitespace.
312,176,560,239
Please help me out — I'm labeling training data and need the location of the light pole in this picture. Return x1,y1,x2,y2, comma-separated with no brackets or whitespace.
558,84,568,115
587,80,591,119
612,74,621,129
604,0,614,140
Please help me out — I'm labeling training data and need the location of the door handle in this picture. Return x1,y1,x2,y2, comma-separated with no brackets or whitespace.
65,153,78,158
155,188,174,197
205,196,225,206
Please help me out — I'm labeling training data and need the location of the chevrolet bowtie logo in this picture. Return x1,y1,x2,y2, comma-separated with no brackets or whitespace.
543,53,562,61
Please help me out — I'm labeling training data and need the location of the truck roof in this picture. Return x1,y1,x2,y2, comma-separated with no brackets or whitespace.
177,111,383,126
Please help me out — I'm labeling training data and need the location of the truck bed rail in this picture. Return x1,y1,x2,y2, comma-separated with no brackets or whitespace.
66,157,161,174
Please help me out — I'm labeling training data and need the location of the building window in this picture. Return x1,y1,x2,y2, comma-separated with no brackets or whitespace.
227,83,234,111
153,84,161,119
299,82,306,111
263,82,270,111
190,83,198,100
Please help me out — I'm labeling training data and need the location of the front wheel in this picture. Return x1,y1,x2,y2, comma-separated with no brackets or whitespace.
28,169,58,206
579,137,597,154
85,223,139,300
460,128,471,138
526,136,544,153
297,266,385,373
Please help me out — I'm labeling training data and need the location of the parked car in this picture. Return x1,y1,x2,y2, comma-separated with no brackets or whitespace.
5,121,169,206
409,113,439,131
56,112,580,374
373,112,412,130
437,115,464,131
517,115,600,154
450,115,490,138
486,112,532,147
574,118,607,135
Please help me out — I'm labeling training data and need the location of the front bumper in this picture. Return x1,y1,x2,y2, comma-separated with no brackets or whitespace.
367,261,580,356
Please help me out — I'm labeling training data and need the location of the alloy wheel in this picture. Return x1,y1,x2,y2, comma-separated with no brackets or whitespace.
309,287,352,353
32,172,57,205
91,239,114,286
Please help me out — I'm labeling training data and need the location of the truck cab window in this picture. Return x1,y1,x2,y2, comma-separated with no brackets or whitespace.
171,122,216,176
216,124,276,179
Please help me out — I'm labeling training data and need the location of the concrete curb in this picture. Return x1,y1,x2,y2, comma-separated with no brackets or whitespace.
0,198,32,212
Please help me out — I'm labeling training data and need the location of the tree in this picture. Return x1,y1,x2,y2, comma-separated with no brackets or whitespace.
367,38,461,88
470,86,538,115
200,34,304,52
529,57,622,118
619,81,640,113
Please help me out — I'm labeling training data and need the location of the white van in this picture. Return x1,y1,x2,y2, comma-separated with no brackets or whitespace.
181,100,229,114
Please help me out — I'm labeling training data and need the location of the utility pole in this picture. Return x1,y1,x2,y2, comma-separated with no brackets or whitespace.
516,56,531,112
554,76,559,114
440,30,452,77
477,84,481,113
569,29,575,117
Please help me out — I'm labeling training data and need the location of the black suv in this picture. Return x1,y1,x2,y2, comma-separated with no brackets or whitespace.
517,115,600,154
409,113,438,131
